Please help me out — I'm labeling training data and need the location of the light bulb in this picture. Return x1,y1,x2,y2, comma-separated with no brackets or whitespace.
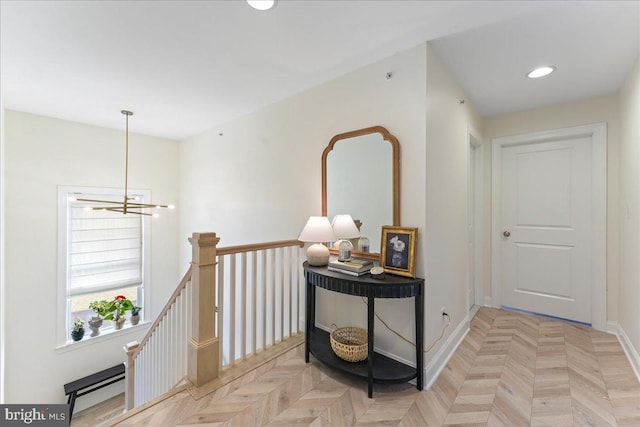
247,0,276,11
527,66,556,79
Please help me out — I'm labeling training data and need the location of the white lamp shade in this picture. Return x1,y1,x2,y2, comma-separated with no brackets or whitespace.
298,216,336,266
331,214,360,239
298,216,337,243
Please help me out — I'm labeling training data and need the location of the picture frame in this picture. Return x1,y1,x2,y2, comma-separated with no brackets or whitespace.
379,226,417,278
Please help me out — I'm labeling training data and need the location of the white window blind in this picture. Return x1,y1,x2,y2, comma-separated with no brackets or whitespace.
68,195,142,296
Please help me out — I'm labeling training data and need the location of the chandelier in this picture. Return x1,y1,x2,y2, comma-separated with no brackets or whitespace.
74,110,174,217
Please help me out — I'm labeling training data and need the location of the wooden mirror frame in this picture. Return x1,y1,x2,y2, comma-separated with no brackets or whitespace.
322,125,400,260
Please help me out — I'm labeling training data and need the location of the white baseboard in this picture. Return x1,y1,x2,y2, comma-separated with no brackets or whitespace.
606,320,618,335
469,305,480,319
424,316,470,390
484,296,493,307
609,321,640,383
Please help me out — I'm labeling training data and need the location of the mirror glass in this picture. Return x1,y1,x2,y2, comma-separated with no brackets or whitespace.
322,126,399,255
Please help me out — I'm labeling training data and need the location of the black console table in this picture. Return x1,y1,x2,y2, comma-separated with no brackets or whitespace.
304,262,424,398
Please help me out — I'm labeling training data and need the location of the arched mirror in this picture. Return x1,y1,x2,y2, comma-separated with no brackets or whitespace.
322,126,400,257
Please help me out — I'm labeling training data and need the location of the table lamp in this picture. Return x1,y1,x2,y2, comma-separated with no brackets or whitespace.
298,216,337,266
331,214,361,261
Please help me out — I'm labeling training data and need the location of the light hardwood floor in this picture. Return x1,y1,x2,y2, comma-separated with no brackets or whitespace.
79,307,640,426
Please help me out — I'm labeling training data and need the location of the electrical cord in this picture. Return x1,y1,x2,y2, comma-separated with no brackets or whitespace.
360,297,450,353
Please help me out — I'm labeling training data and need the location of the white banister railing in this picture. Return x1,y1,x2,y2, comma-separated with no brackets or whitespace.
216,240,305,369
125,268,192,409
125,234,305,411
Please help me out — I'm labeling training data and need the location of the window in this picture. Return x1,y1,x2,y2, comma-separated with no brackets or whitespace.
57,186,150,345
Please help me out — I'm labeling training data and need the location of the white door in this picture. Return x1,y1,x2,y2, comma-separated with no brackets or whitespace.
500,137,592,323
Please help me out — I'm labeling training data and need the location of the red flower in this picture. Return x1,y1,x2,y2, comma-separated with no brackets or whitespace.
115,295,126,300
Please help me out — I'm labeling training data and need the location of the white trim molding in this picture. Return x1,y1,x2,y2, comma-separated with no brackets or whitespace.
424,316,470,389
467,126,485,309
608,321,640,383
491,123,607,331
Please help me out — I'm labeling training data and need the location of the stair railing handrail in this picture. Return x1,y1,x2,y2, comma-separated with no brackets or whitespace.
130,240,303,363
216,239,303,256
125,233,306,410
130,266,192,361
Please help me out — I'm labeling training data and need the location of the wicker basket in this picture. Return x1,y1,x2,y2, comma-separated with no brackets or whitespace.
330,324,368,362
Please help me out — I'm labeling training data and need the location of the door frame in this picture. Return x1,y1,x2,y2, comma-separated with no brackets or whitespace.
491,123,607,331
468,126,484,311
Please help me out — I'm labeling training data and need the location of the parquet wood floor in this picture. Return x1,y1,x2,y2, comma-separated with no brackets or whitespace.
95,307,639,426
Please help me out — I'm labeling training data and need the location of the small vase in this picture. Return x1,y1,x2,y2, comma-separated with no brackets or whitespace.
71,328,85,342
130,314,140,326
88,318,103,337
115,317,125,330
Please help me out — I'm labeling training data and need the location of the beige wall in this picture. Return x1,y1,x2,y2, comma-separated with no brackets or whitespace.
179,42,486,381
180,44,430,366
2,111,180,409
618,58,640,357
484,95,621,322
0,101,5,403
425,44,484,370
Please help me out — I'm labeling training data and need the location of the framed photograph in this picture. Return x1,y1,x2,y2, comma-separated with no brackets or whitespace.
379,226,417,278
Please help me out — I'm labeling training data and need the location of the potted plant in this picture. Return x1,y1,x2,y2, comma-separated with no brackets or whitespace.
130,305,142,325
71,318,85,341
104,295,133,329
88,300,109,336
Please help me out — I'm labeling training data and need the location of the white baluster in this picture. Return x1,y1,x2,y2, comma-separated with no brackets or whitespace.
251,251,257,356
241,252,247,360
278,247,284,343
295,247,301,333
170,302,176,387
270,249,276,347
164,310,169,389
217,257,225,369
261,250,267,351
186,280,192,375
229,254,236,366
286,246,291,338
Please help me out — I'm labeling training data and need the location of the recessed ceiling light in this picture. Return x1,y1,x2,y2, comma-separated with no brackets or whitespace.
527,66,556,79
247,0,276,11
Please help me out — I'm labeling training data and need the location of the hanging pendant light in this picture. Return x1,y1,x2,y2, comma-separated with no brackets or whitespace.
74,110,175,217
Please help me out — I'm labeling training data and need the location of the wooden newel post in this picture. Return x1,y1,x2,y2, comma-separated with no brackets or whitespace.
123,341,139,411
187,232,221,387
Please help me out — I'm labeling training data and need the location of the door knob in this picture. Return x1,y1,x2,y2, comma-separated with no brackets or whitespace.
503,231,511,237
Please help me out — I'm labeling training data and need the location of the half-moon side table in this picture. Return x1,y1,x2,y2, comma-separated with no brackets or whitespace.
303,262,424,398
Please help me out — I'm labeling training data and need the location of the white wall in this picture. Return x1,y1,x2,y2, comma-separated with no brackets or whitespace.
2,111,180,410
484,95,621,322
179,42,486,381
618,58,640,360
1,102,6,403
180,44,428,366
424,45,484,375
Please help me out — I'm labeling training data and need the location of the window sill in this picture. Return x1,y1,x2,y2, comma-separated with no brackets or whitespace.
56,321,151,353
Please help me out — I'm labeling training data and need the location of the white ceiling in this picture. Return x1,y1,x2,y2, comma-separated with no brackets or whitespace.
1,1,638,140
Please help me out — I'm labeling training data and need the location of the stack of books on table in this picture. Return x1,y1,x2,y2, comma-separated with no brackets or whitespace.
328,258,374,276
